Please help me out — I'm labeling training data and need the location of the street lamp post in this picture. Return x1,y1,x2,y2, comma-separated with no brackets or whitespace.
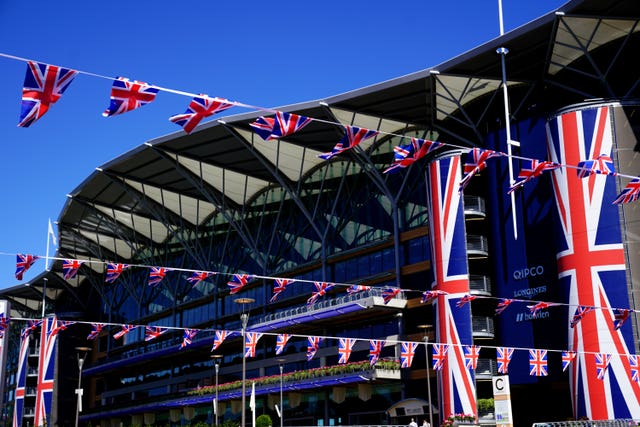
235,297,255,427
75,346,91,427
211,354,223,427
277,358,286,427
418,325,434,427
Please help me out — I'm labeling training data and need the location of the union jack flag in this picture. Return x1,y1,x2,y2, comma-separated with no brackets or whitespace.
18,61,78,127
148,267,169,287
562,351,577,372
529,349,548,377
22,319,42,339
51,319,76,336
338,338,356,364
105,263,129,283
87,323,103,340
613,177,640,205
102,77,159,117
13,331,30,427
15,254,38,280
459,148,505,192
527,301,557,318
383,138,444,173
548,104,640,418
113,324,137,340
629,355,640,383
35,317,60,427
432,344,449,371
595,353,612,380
250,116,275,140
613,308,631,330
507,159,561,194
496,347,514,374
275,333,291,355
400,342,418,368
180,329,198,349
577,154,616,178
271,278,295,303
347,285,371,294
369,339,385,366
570,306,594,328
186,271,214,287
421,290,448,304
426,154,476,417
62,259,83,280
212,330,233,351
227,274,254,294
382,287,401,304
145,326,168,341
245,332,263,358
318,126,379,160
307,281,335,305
0,313,9,337
464,345,481,370
307,336,322,361
170,95,234,133
456,294,476,308
495,298,513,315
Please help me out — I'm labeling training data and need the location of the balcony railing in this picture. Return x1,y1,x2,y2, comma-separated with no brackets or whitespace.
472,316,495,338
475,358,497,380
467,235,489,258
469,275,491,295
464,195,486,218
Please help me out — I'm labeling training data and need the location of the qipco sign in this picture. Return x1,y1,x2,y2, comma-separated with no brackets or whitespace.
513,265,544,281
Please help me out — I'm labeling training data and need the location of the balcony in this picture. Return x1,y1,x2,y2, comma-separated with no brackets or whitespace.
464,195,486,219
469,275,491,296
466,235,489,258
472,316,494,339
475,358,497,380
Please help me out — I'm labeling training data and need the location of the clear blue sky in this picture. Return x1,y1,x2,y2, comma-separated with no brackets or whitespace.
0,0,564,289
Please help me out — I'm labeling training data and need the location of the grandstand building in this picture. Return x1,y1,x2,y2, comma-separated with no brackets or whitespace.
2,0,640,426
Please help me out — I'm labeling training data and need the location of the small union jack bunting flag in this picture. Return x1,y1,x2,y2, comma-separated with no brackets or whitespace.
113,324,137,340
271,278,295,303
464,345,481,370
382,288,401,304
103,77,159,117
459,148,505,193
570,306,593,328
595,353,612,380
318,126,378,160
275,334,291,355
507,160,561,194
148,267,169,287
613,177,640,204
227,274,254,294
527,301,557,318
87,323,103,340
613,308,631,330
629,355,640,383
307,282,334,305
307,336,322,361
495,298,513,315
145,326,168,341
577,154,616,178
170,95,234,134
62,259,83,280
180,329,198,349
347,285,371,294
400,342,418,368
496,347,514,374
16,254,39,280
212,330,233,351
18,61,78,127
529,349,548,377
432,344,449,371
338,338,356,364
383,138,444,174
456,294,476,308
186,271,214,287
369,340,385,366
252,111,312,140
421,290,448,304
244,332,263,358
562,351,576,372
105,263,129,283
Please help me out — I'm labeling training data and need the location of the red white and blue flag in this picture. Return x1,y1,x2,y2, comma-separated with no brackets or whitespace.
459,148,504,193
245,332,263,358
614,177,640,205
307,281,335,305
496,347,514,374
35,317,60,427
507,159,561,194
145,326,168,341
13,329,30,427
148,267,169,287
613,308,631,331
382,287,401,304
577,154,616,178
87,323,103,340
347,285,371,294
595,353,612,380
570,306,594,328
0,313,9,338
562,351,577,372
432,344,449,371
529,349,548,377
318,126,379,160
400,342,417,368
527,301,557,318
170,95,234,133
105,263,129,283
180,329,198,349
103,77,159,117
307,336,322,361
271,278,295,303
16,254,38,280
421,290,448,304
547,105,640,418
186,271,214,287
369,340,385,366
384,138,444,173
251,112,312,140
227,274,254,294
275,333,291,355
113,324,137,340
338,338,356,364
629,355,640,383
212,330,233,351
495,298,513,315
456,294,476,308
426,154,477,417
464,345,481,370
18,61,78,127
62,259,83,280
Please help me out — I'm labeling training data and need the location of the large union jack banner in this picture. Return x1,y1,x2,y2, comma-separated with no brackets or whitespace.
13,330,30,427
425,154,476,418
546,105,640,419
35,316,60,427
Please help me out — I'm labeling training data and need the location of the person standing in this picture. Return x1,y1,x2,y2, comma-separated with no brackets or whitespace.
422,419,430,427
409,418,418,427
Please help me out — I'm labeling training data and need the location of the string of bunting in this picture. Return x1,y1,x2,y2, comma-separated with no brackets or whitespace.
2,52,639,203
0,313,637,380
